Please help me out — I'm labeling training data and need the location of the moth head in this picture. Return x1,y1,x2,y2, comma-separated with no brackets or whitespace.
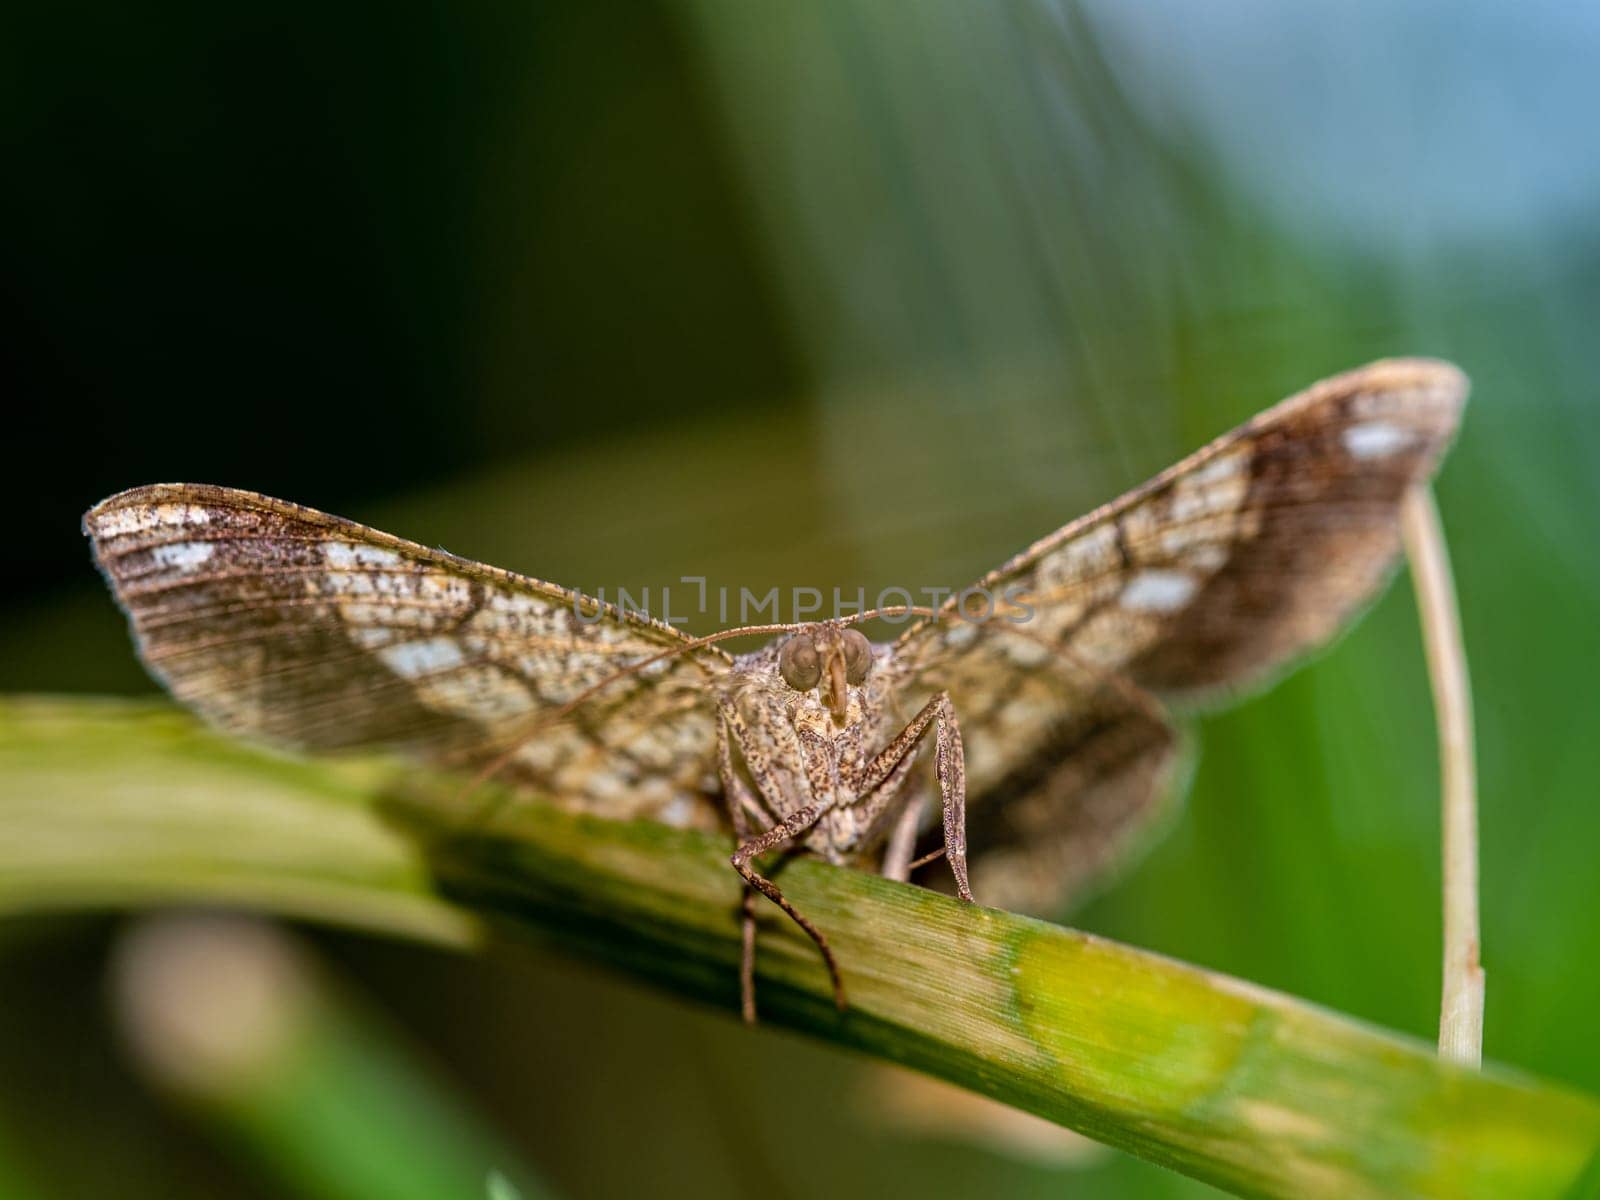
778,626,872,722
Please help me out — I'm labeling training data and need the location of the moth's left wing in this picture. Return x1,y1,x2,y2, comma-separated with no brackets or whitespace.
85,484,731,829
892,358,1467,910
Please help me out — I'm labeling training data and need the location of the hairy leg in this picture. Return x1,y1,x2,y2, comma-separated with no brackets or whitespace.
719,698,846,1016
729,800,845,1011
852,691,973,902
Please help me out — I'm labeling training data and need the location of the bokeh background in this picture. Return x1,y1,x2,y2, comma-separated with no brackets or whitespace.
4,0,1599,1196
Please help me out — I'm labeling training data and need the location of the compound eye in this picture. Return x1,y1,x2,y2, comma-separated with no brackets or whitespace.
841,628,872,685
778,635,822,691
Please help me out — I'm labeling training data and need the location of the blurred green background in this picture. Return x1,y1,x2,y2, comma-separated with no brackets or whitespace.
4,0,1598,1196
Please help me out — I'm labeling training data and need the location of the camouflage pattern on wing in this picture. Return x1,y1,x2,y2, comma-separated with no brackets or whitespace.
84,484,730,830
895,358,1467,911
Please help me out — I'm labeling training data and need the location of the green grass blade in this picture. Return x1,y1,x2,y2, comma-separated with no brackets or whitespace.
3,695,1596,1198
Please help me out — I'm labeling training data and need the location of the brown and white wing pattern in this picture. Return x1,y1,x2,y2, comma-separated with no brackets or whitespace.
85,484,730,829
892,358,1467,911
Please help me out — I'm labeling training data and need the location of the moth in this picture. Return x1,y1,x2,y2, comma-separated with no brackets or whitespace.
85,359,1465,1022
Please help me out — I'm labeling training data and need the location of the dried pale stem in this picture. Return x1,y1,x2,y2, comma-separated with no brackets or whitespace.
1401,486,1483,1066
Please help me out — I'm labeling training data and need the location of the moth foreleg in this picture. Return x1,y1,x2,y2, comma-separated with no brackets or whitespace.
719,700,847,1018
729,801,847,1013
855,691,973,903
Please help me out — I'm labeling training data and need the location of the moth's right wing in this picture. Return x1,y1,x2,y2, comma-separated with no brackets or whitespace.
893,359,1467,912
85,484,731,829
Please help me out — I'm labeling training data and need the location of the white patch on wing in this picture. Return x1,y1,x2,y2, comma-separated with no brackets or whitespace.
996,695,1051,735
944,622,979,650
468,587,568,639
1000,636,1051,667
150,541,216,572
96,502,212,537
658,797,695,828
1123,447,1250,570
1190,449,1249,487
413,666,532,723
581,768,630,801
1038,523,1121,590
1025,599,1091,642
1121,569,1198,613
95,508,144,537
512,735,568,774
1168,449,1250,523
1342,421,1414,460
95,507,154,537
323,570,376,597
418,573,473,605
338,601,445,631
1184,544,1229,572
486,589,557,616
501,647,609,703
1071,607,1162,670
324,541,404,569
379,636,465,678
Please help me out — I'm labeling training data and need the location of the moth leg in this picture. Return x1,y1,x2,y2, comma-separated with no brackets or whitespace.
718,697,846,1019
879,792,925,883
716,710,763,1024
843,714,923,842
854,691,972,903
729,801,847,1013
